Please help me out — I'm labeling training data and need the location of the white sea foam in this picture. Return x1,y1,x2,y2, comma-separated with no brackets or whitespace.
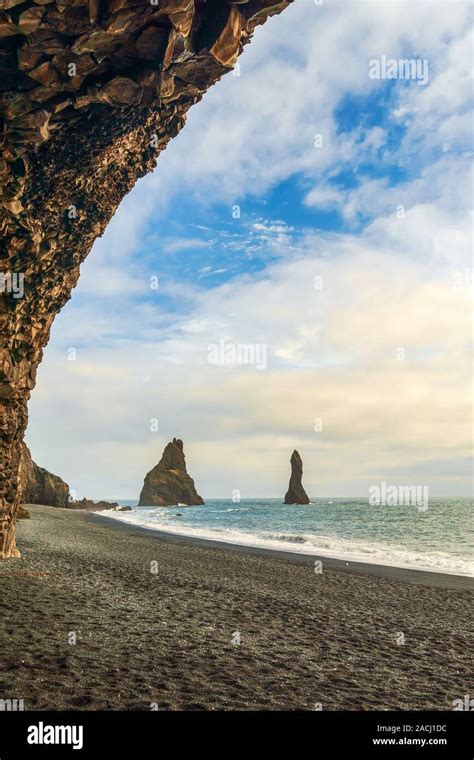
101,509,474,577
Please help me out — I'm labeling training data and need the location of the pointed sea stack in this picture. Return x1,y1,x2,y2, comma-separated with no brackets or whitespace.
138,439,204,507
284,450,310,505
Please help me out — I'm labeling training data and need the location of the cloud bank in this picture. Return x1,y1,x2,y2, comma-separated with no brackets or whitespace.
27,0,473,499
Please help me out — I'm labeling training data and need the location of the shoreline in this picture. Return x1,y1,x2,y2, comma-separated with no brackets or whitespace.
3,505,472,710
92,511,473,591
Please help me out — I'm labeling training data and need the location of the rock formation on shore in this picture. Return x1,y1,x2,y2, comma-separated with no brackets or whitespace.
139,438,204,507
284,450,310,505
68,497,121,511
20,444,132,512
19,443,70,508
0,1,292,557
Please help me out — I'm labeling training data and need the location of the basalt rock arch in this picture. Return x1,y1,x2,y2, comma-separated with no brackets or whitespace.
0,0,292,558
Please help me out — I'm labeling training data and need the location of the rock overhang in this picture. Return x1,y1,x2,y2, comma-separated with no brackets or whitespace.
0,0,293,557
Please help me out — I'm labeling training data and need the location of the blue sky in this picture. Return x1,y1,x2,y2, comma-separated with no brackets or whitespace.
27,0,473,499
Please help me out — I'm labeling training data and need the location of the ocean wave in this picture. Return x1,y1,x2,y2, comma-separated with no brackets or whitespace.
270,534,307,544
100,510,474,577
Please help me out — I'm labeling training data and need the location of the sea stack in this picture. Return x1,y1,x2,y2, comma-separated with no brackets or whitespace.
138,439,204,507
284,450,310,505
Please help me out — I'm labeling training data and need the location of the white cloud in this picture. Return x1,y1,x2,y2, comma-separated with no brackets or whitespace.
26,0,473,499
29,202,472,497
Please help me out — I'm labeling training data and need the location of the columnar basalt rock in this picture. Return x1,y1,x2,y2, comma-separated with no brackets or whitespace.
0,0,292,557
284,450,310,505
138,437,204,506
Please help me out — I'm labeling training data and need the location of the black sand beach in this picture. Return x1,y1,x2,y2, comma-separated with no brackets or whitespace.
1,505,472,710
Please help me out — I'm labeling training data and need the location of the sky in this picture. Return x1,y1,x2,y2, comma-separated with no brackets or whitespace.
27,0,473,500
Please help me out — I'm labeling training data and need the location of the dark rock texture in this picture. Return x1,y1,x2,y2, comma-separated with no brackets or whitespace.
0,0,292,557
139,437,204,507
19,442,70,507
284,450,310,505
20,445,122,511
69,497,120,511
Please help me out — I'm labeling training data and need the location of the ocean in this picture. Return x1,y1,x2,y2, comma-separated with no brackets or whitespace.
103,497,473,577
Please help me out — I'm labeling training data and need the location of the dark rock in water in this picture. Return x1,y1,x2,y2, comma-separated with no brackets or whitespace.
138,438,204,507
69,498,119,512
117,506,132,512
284,450,310,505
176,512,183,517
20,444,70,508
16,505,30,520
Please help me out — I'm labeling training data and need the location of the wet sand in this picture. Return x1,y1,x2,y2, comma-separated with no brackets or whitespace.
1,505,472,710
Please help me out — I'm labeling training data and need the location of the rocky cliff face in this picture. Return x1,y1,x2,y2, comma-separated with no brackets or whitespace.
139,438,204,506
20,446,125,510
68,497,125,511
284,450,310,505
19,442,70,507
0,1,292,557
